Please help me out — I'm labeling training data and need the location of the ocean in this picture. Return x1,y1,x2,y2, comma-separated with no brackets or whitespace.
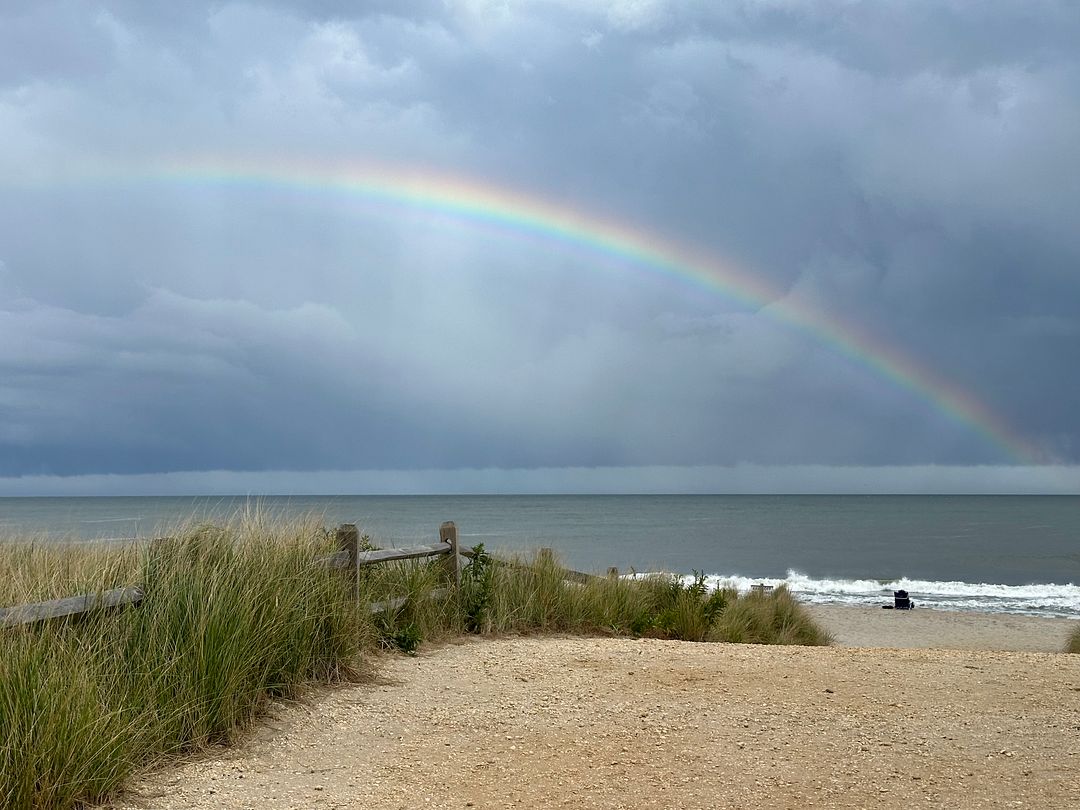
2,494,1078,618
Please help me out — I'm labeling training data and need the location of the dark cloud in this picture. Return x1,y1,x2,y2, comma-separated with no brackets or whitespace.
0,0,1077,486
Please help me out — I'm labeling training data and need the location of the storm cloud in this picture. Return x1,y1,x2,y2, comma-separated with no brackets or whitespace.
1,1,1078,490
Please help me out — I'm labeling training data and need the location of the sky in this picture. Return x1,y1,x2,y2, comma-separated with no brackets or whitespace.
0,0,1078,495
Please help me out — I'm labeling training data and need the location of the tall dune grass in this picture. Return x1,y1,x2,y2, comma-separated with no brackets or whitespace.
708,586,833,645
1,527,831,808
1,519,364,809
0,539,139,606
364,547,833,648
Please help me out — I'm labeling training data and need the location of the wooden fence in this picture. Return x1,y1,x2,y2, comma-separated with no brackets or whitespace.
0,521,599,630
0,521,458,629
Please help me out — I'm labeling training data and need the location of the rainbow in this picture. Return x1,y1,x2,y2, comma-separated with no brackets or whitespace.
76,156,1048,463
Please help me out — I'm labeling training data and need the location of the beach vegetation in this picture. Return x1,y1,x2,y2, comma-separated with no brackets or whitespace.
0,521,831,809
1067,624,1080,654
708,585,833,646
359,547,830,648
459,542,495,632
1,519,364,809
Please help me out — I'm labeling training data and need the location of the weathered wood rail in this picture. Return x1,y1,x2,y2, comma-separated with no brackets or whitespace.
0,586,145,629
0,520,597,629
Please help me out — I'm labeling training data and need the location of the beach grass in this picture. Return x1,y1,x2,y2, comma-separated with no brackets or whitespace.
1067,624,1080,654
709,585,833,645
364,546,832,647
1,518,364,809
1,523,831,809
0,538,140,606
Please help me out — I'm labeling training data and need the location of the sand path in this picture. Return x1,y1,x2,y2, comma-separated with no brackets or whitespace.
111,618,1080,810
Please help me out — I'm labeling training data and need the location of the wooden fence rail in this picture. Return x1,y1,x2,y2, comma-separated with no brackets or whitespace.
0,586,144,629
314,542,455,570
0,520,596,629
315,522,459,570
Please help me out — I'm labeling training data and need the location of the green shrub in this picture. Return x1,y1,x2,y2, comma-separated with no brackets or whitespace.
379,621,423,655
460,543,495,632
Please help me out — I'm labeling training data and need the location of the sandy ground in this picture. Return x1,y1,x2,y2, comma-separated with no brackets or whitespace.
109,609,1080,810
807,605,1075,653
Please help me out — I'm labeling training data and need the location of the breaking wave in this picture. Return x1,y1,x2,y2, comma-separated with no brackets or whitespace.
669,570,1080,618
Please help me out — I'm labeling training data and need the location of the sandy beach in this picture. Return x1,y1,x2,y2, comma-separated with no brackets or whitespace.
109,607,1080,810
807,604,1075,653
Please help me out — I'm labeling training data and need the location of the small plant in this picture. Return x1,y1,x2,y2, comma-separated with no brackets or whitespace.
460,543,495,633
703,584,736,624
629,612,656,636
380,621,422,655
686,570,709,598
1067,624,1080,654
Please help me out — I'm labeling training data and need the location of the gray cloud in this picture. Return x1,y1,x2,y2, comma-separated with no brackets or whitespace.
0,1,1077,487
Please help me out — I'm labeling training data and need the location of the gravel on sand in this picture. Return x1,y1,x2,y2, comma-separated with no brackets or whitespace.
110,616,1080,810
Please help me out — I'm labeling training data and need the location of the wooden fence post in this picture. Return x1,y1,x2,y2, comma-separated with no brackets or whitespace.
440,521,461,588
336,523,359,585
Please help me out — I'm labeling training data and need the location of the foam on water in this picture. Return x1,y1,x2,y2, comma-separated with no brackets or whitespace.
669,570,1080,618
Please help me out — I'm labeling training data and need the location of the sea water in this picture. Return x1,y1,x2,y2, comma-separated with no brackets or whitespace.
1,495,1078,617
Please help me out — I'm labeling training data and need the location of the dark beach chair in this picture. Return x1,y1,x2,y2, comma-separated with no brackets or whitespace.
893,589,914,610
